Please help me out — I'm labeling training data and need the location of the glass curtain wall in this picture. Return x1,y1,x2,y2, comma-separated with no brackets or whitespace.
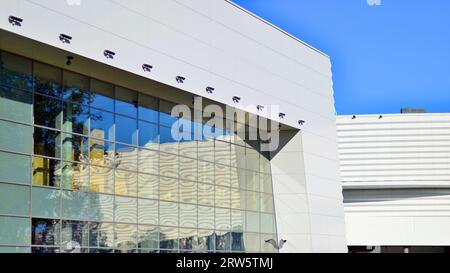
0,50,277,253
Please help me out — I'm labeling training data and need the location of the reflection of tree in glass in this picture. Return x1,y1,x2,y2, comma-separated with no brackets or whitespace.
0,58,33,90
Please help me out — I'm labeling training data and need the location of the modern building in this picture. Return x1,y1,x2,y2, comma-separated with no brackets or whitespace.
338,112,450,253
0,0,346,253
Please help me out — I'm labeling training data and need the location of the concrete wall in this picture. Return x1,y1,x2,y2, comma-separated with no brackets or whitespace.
0,0,346,252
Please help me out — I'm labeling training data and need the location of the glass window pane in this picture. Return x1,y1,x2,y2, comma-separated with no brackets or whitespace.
215,232,231,252
198,183,214,207
90,79,114,111
61,161,89,191
159,226,178,250
180,204,197,228
88,193,114,222
32,157,61,187
261,193,274,213
179,228,197,251
198,140,214,162
116,143,137,172
115,87,137,117
246,170,260,192
31,218,60,246
138,225,159,249
0,216,30,246
198,206,214,230
215,140,230,165
198,229,215,252
160,152,178,178
260,173,273,194
61,221,89,250
198,160,214,184
0,120,32,153
246,148,260,171
116,115,137,145
180,157,197,182
89,222,114,248
61,191,89,220
246,191,260,212
231,232,245,252
215,208,231,231
90,108,114,141
231,210,245,232
160,177,178,202
215,186,231,208
0,86,32,123
138,199,158,225
215,164,230,187
230,167,242,189
246,211,260,233
231,144,246,169
231,188,245,210
0,52,32,90
159,201,178,227
138,94,158,123
0,183,30,215
63,101,89,135
34,93,62,129
0,247,30,253
180,180,196,204
115,196,137,223
138,148,158,175
245,233,260,252
138,173,158,200
139,121,159,149
179,140,197,159
114,224,137,251
34,127,61,158
32,187,61,218
61,133,89,163
260,213,275,234
33,62,62,97
89,139,114,167
89,165,114,194
160,125,179,154
0,152,30,184
159,100,178,127
62,71,90,104
115,170,137,197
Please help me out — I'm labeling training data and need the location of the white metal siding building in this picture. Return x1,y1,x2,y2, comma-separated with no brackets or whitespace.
338,113,450,250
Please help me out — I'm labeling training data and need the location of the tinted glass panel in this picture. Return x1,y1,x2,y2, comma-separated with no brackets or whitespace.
0,152,31,184
33,62,62,97
62,133,89,163
89,139,114,167
62,71,90,104
0,183,30,216
0,86,32,123
116,115,137,145
61,221,89,250
90,108,114,141
115,87,137,117
0,120,32,153
31,187,61,218
32,157,61,187
138,94,158,123
0,52,32,91
32,218,60,246
139,121,158,149
63,101,89,135
89,222,114,248
34,127,61,158
90,79,114,111
34,93,62,129
89,166,114,194
61,191,89,220
0,216,30,246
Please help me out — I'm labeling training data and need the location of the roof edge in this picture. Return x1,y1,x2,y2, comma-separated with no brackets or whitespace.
224,0,330,59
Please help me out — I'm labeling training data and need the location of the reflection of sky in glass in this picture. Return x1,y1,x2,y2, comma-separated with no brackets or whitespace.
91,94,114,111
139,106,158,124
115,99,137,118
115,115,137,145
139,122,158,147
90,109,114,141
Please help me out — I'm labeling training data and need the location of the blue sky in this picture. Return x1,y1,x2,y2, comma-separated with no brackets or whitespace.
233,0,450,115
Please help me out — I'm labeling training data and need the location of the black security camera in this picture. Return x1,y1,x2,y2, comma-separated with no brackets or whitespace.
66,56,74,66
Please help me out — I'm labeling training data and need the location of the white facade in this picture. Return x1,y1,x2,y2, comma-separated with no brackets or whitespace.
338,113,450,247
0,0,346,252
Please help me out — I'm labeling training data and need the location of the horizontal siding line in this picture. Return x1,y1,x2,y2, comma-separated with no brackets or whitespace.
339,144,450,150
337,120,450,127
339,150,450,156
337,133,450,139
338,139,450,145
337,127,450,133
339,156,450,162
